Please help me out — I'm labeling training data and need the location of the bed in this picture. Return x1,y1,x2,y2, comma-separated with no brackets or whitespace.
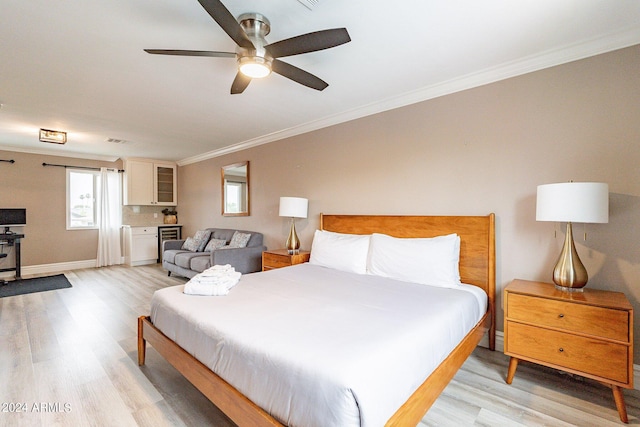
138,213,496,426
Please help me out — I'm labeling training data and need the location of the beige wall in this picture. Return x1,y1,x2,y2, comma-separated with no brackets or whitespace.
0,151,122,267
177,45,640,352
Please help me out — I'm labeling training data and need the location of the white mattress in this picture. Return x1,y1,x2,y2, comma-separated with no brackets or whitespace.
150,263,486,427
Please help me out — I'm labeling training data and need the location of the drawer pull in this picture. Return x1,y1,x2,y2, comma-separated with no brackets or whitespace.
559,348,564,353
558,314,564,318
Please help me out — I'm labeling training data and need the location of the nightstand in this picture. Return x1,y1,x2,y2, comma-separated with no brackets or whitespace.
262,249,310,271
504,279,634,423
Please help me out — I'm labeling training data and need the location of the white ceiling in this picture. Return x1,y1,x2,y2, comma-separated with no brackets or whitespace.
1,1,639,165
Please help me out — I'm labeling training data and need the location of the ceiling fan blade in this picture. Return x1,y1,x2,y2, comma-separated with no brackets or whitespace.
265,28,350,58
271,60,328,91
231,72,251,94
197,0,254,50
144,49,236,58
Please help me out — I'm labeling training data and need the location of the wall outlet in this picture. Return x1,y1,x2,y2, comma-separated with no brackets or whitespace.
154,213,158,218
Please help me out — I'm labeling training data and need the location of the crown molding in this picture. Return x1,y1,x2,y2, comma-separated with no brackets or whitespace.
0,145,120,162
178,27,640,166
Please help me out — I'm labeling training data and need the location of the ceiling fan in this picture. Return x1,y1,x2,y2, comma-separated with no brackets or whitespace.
145,0,351,94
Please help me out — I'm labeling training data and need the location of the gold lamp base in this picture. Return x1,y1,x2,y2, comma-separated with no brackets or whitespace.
553,222,588,292
285,218,300,254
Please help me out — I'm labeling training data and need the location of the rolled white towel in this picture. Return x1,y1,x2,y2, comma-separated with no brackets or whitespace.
200,264,235,276
183,265,242,296
195,271,241,283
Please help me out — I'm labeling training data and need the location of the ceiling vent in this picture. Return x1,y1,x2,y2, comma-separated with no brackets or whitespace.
297,0,320,10
106,138,128,144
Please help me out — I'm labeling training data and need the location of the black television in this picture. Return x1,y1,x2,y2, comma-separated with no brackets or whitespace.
0,208,26,233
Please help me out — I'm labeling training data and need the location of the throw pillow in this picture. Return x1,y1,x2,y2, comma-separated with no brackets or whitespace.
228,231,251,248
193,229,212,252
204,238,227,252
181,230,211,252
181,237,199,251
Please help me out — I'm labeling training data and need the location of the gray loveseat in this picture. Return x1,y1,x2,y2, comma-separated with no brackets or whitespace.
162,228,266,278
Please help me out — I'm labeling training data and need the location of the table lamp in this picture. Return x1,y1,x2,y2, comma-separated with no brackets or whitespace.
279,197,308,254
536,182,609,291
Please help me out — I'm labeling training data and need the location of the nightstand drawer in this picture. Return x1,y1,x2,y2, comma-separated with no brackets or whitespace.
506,322,629,384
262,250,311,271
507,293,629,342
263,252,295,269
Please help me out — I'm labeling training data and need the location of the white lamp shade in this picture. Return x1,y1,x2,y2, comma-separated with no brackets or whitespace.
536,182,609,223
279,197,308,218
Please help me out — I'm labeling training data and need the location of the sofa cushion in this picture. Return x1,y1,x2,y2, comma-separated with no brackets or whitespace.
246,232,263,247
163,249,189,264
175,252,210,269
190,256,211,273
212,229,235,243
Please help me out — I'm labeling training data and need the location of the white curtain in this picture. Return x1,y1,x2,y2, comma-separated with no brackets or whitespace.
96,167,122,267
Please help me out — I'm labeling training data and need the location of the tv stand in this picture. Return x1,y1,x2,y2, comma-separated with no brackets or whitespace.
0,232,24,280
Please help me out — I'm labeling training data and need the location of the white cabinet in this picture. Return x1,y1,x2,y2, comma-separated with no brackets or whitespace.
124,159,177,206
124,226,158,266
154,163,177,205
124,160,153,205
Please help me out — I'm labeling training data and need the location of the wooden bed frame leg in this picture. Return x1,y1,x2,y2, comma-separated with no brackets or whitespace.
138,316,146,366
489,323,496,351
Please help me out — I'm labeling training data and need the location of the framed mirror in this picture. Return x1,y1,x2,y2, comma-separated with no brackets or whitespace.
222,161,250,216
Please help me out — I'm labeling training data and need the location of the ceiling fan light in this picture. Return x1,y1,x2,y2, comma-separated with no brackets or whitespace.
239,57,271,78
240,63,270,78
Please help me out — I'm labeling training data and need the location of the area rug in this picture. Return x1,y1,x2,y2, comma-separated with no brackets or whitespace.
0,274,72,298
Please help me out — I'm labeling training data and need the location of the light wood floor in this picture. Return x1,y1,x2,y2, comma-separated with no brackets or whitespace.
1,264,638,426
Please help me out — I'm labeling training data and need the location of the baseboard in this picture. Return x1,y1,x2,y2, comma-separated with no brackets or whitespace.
12,259,96,277
0,256,132,279
0,259,96,279
130,259,157,267
485,331,640,391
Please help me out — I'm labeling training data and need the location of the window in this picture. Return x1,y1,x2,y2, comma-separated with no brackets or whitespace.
67,169,98,229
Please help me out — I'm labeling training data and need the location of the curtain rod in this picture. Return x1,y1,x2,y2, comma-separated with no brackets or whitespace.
1,159,15,164
42,162,124,172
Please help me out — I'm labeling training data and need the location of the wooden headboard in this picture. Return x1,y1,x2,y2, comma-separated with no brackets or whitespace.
320,213,496,349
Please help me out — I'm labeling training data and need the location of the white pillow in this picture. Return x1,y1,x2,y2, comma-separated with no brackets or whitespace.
367,233,461,288
309,230,370,274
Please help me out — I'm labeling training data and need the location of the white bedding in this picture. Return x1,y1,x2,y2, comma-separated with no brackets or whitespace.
150,263,487,427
